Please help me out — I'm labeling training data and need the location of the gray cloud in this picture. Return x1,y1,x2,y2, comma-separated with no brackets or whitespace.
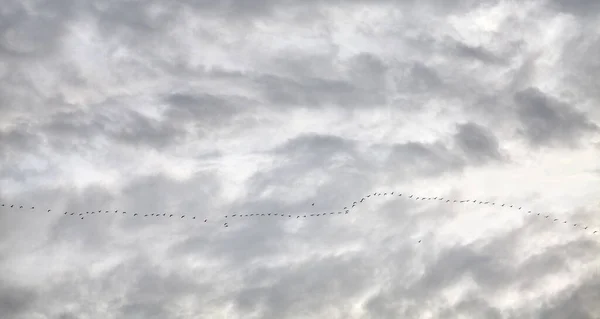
514,87,598,148
1,0,599,318
0,282,37,318
547,0,600,16
453,122,505,164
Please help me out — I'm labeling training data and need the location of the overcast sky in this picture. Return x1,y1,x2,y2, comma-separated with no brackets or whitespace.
1,0,600,318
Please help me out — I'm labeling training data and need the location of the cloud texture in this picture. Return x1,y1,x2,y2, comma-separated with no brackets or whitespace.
1,0,600,318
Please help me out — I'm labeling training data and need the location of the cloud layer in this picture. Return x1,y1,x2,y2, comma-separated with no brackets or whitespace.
1,0,600,318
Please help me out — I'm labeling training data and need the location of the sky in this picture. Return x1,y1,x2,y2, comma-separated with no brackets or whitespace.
0,0,600,318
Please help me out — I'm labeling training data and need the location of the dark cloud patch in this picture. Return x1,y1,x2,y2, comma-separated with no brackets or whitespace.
0,127,41,161
0,281,37,319
346,52,389,91
162,92,249,132
514,87,598,148
453,122,505,164
394,62,445,94
56,312,79,319
547,0,600,17
91,1,181,35
275,133,355,160
0,0,75,59
451,41,507,65
111,110,187,149
42,107,187,150
439,296,503,319
255,73,387,109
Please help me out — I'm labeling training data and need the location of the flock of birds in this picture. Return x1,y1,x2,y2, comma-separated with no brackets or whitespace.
0,191,598,235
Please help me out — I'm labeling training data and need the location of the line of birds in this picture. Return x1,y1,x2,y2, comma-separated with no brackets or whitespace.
1,191,598,234
0,204,210,222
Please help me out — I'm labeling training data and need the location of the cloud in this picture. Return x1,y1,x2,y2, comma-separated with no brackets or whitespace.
453,122,505,163
514,87,598,148
0,282,37,319
0,0,600,318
